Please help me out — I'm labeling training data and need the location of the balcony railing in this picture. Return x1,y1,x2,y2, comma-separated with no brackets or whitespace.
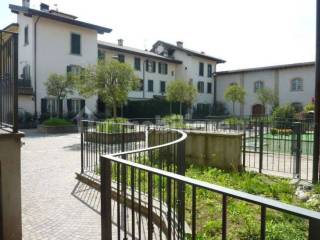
17,79,33,95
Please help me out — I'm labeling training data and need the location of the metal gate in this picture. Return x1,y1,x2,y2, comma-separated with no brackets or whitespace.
0,30,18,132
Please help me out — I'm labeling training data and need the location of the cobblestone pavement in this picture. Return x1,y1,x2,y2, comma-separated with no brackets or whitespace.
21,130,103,240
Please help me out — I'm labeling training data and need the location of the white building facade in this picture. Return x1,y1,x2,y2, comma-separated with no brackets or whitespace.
216,63,315,116
5,1,317,120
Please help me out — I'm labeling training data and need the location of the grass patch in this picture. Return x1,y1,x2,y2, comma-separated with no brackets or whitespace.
183,167,315,239
42,118,73,127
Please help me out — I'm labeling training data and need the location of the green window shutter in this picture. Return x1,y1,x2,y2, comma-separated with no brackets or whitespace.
158,62,161,73
59,99,63,117
152,61,156,73
67,99,72,113
164,64,168,75
80,99,85,109
146,60,149,72
71,33,81,55
41,98,47,113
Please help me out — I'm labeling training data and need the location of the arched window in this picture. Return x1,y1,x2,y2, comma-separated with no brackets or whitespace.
254,81,264,92
291,78,303,91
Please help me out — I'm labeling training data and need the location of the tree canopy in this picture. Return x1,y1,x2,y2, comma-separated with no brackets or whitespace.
255,87,277,111
44,73,74,117
224,84,246,115
73,60,139,118
166,79,197,114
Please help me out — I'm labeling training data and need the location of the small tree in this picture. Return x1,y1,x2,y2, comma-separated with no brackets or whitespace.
166,80,197,114
255,87,277,114
74,60,139,118
44,73,74,117
224,84,246,115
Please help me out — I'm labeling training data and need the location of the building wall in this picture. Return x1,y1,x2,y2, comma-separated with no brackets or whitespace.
17,14,99,116
173,50,217,106
100,48,177,100
216,65,315,116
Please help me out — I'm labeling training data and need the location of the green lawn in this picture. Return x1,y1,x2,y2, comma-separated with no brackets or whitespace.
183,167,319,240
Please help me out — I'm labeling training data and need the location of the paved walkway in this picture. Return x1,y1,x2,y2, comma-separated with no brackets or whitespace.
21,130,103,240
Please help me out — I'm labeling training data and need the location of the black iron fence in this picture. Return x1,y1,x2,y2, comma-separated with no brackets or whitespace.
128,117,314,181
100,137,320,240
0,30,18,132
81,120,186,176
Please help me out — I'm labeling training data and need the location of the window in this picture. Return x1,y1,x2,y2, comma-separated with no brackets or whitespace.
134,57,141,71
254,81,264,92
197,81,204,93
291,102,303,112
199,62,204,76
148,80,154,92
71,99,81,113
118,54,125,63
160,81,166,93
71,33,81,55
171,71,175,76
146,60,156,73
22,64,31,82
67,65,82,75
158,62,168,74
46,98,59,114
230,82,237,86
138,79,144,91
67,99,85,113
207,82,212,94
24,26,29,45
291,78,303,91
207,64,212,77
98,50,105,60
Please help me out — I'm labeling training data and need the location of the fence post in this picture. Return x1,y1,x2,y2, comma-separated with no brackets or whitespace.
13,33,18,133
100,156,112,240
80,120,84,174
292,122,302,179
259,121,264,173
309,218,320,240
177,140,186,239
254,119,258,152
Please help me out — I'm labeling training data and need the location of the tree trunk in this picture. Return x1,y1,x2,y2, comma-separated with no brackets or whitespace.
232,102,235,116
113,104,117,118
179,102,182,115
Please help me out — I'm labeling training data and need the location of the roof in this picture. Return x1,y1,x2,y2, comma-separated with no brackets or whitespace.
217,62,315,75
9,4,112,34
98,41,183,64
2,23,19,32
151,40,226,63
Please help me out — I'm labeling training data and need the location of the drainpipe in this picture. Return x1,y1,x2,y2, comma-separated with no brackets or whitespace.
34,16,40,120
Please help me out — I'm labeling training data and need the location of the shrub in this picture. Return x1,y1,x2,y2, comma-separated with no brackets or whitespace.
272,105,296,121
42,118,73,126
304,102,315,112
270,128,293,136
96,118,128,133
223,117,244,126
161,114,186,129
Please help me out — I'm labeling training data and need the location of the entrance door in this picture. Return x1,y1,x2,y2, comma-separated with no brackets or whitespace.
252,104,265,117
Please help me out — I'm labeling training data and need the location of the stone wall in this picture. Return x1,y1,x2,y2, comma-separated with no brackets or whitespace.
184,131,243,170
0,131,24,240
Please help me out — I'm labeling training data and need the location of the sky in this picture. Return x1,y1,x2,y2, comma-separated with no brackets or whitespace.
0,0,316,71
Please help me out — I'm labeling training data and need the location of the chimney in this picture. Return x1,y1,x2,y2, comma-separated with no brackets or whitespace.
40,3,50,12
176,41,183,48
118,39,124,47
22,0,30,8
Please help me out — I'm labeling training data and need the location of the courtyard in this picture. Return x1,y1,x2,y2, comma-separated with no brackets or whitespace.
21,130,102,239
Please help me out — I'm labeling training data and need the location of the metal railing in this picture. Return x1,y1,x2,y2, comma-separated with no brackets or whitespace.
100,135,320,240
81,120,186,176
0,30,18,132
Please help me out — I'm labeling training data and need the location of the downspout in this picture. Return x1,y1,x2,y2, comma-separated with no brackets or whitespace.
34,16,40,119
